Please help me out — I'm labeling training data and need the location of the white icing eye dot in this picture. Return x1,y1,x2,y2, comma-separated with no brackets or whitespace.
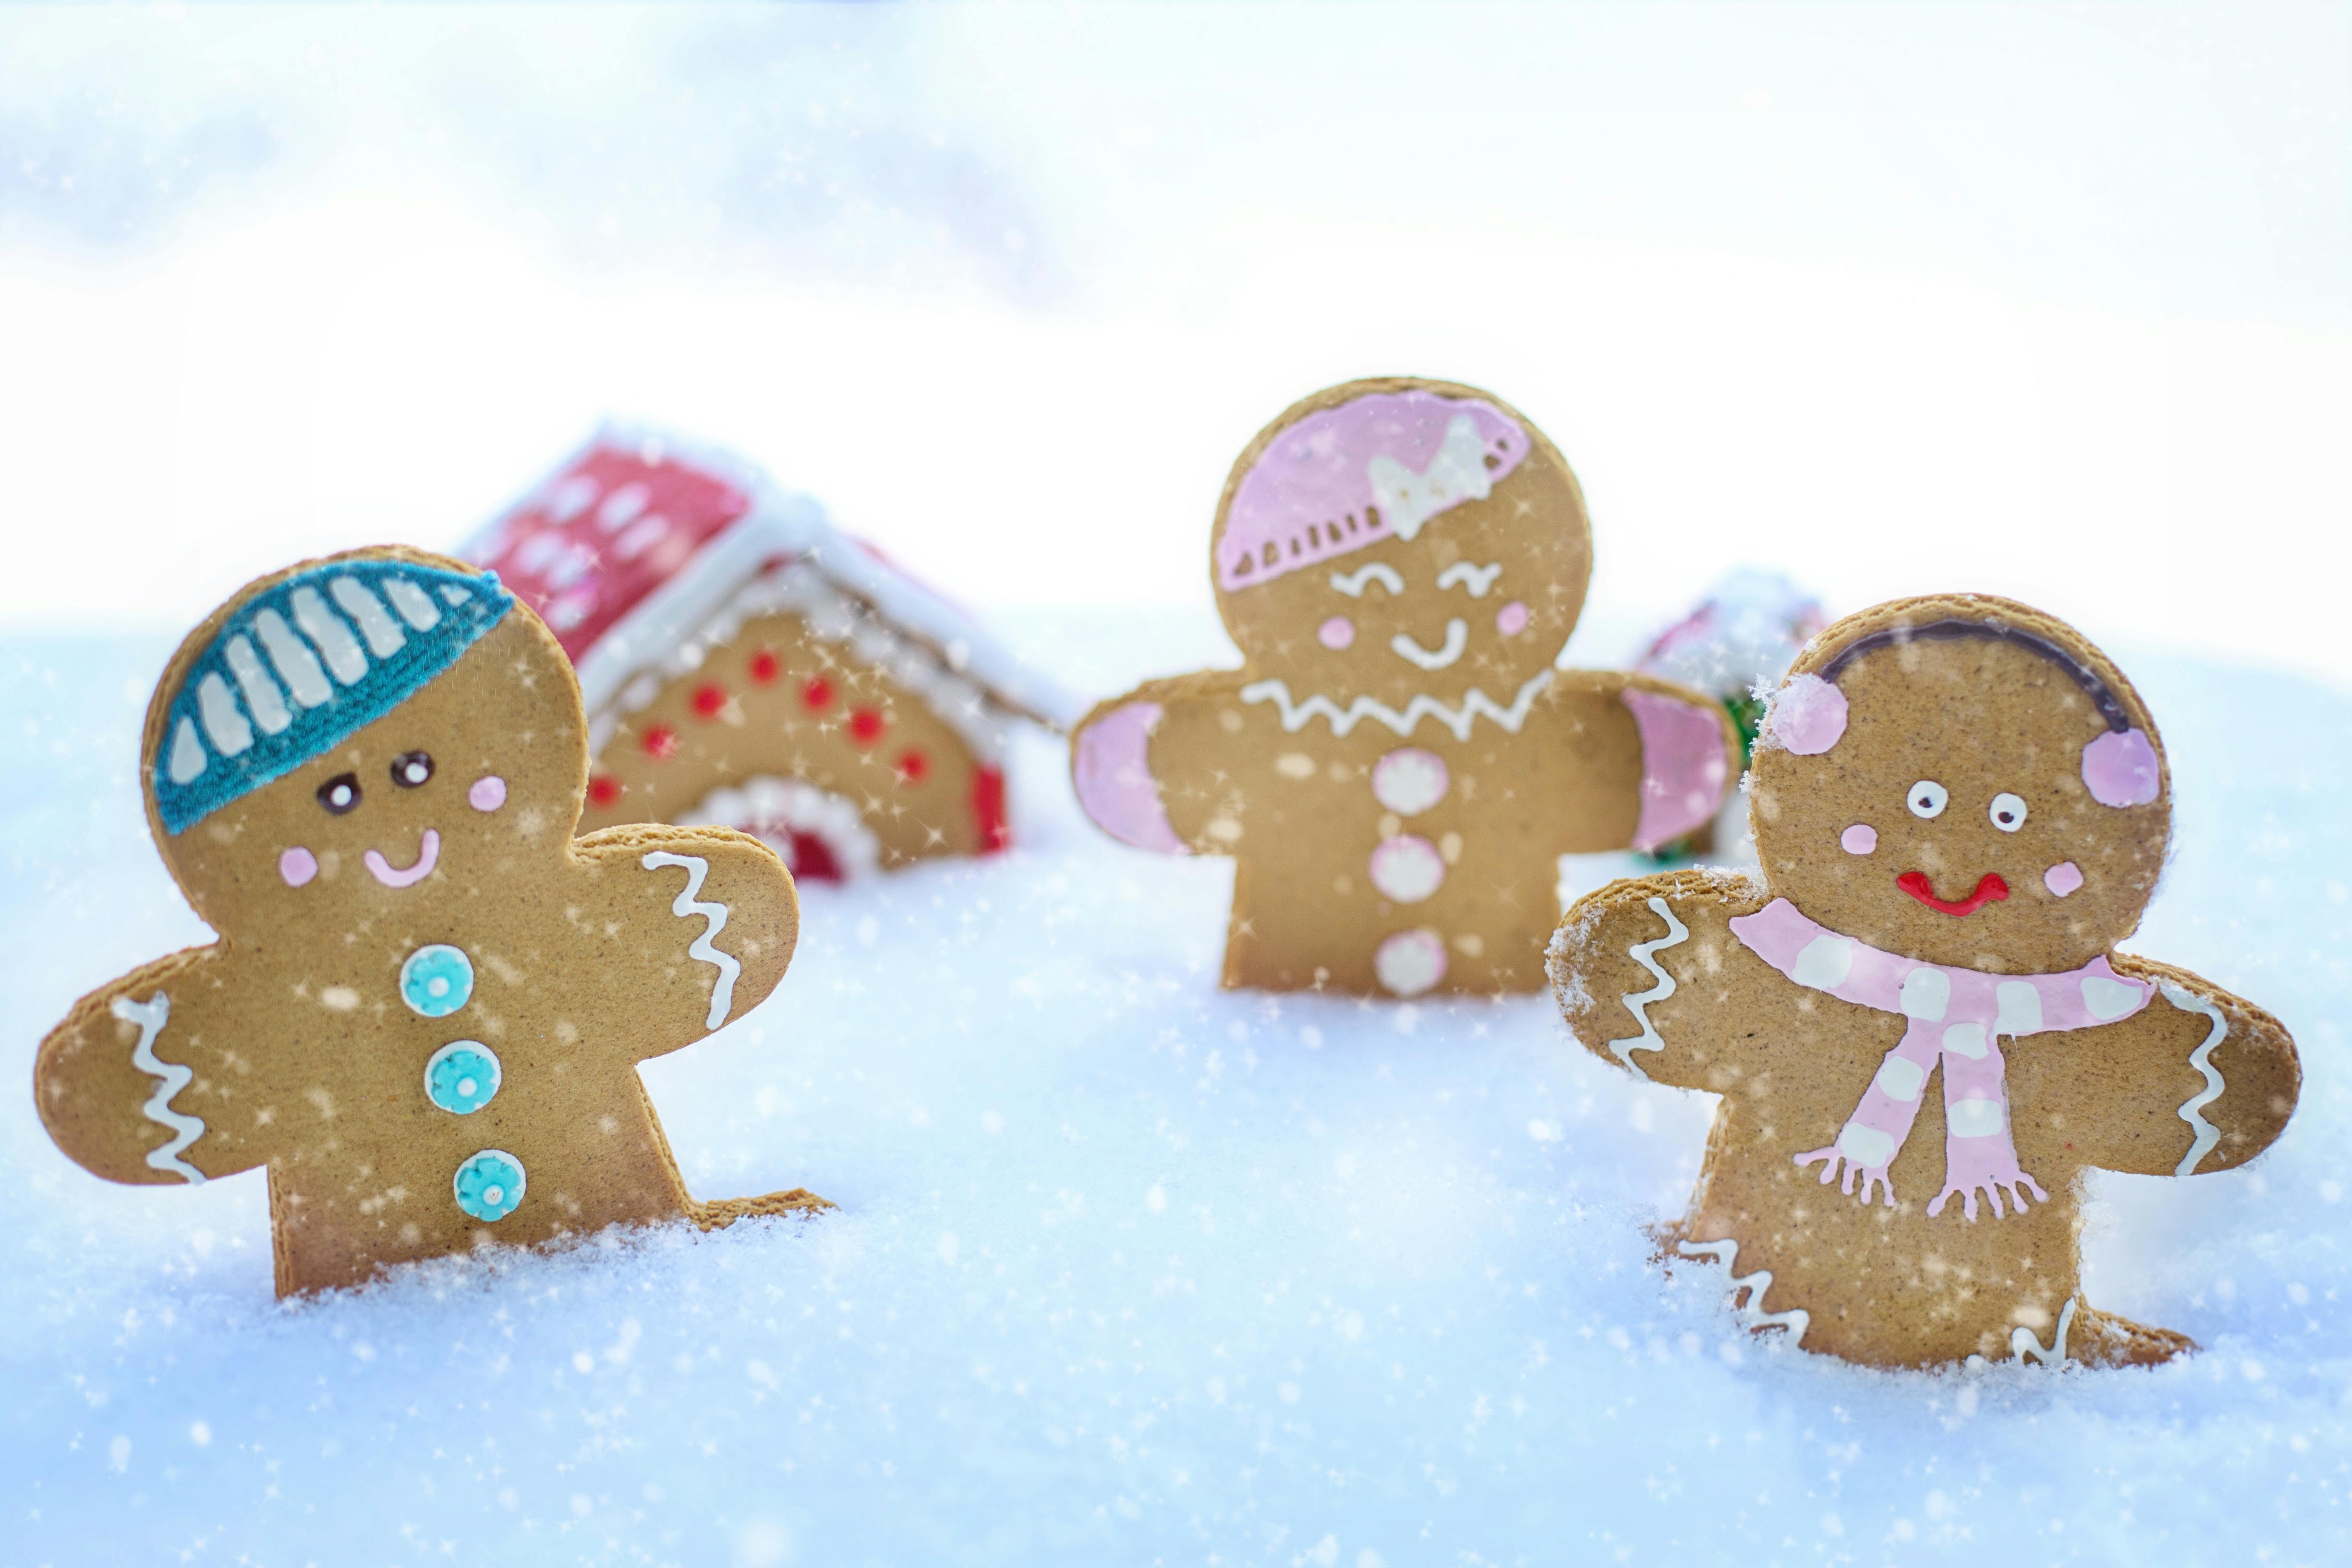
1989,791,2028,832
1907,780,1949,819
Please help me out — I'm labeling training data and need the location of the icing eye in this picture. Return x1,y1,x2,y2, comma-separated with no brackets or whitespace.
1989,791,2028,832
391,752,435,789
317,773,362,815
1906,780,1948,819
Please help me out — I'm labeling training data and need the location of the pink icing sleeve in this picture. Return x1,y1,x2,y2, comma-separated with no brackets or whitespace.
1622,689,1731,852
1073,702,1187,856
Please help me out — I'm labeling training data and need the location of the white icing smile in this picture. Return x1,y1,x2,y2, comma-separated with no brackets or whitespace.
364,827,441,888
1391,619,1468,670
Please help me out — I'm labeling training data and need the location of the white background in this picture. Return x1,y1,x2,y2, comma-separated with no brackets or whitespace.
1,2,2346,681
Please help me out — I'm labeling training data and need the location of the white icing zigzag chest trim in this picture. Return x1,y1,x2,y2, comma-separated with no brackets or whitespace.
642,852,741,1031
1238,670,1551,741
110,993,206,1185
1611,895,1689,1080
1676,1238,1809,1346
2162,983,2228,1177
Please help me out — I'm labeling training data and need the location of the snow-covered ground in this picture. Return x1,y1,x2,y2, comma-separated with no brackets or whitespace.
2,614,2346,1567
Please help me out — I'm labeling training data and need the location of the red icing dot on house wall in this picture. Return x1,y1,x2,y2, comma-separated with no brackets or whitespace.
642,724,680,760
587,775,623,807
849,707,887,746
896,749,929,782
691,682,728,718
802,676,834,711
748,648,781,685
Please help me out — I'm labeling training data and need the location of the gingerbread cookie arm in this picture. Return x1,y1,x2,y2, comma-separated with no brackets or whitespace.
571,825,800,1055
1548,867,1775,1090
1540,672,1739,853
2021,954,2300,1179
35,944,280,1185
1070,670,1250,855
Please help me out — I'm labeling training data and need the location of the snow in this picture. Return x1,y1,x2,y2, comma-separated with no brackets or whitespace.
2,613,2348,1566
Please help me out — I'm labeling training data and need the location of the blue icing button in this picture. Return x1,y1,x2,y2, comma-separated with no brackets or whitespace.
400,944,474,1018
424,1041,501,1115
453,1149,525,1222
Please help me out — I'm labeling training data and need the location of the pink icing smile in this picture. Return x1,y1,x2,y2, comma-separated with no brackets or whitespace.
1318,616,1355,650
1496,600,1529,636
2045,860,2084,897
1841,824,1877,855
279,847,318,887
469,775,508,812
364,828,441,888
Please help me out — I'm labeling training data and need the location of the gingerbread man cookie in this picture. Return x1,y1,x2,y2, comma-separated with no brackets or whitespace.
1548,595,2300,1368
35,547,825,1296
1070,377,1740,996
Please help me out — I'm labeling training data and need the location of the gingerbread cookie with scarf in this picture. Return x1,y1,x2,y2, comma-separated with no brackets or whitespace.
1071,377,1739,996
35,547,826,1297
1548,594,2299,1368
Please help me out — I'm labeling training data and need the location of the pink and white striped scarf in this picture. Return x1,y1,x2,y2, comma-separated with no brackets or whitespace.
1728,898,2154,1218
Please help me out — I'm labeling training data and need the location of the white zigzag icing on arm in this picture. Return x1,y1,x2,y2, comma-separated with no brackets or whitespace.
110,993,205,1185
1328,562,1405,598
1676,1238,1808,1346
2161,982,2229,1177
1238,670,1551,741
642,851,742,1032
1611,895,1689,1080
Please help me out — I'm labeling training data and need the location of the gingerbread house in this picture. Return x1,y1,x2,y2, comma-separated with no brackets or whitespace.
464,427,1075,880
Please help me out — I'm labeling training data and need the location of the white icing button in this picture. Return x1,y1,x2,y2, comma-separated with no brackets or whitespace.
2082,975,2143,1021
1368,835,1445,903
1995,981,2044,1037
1942,1022,1989,1059
1374,929,1448,997
1874,1056,1927,1103
1898,967,1951,1021
1370,748,1450,816
1948,1097,2006,1139
1836,1122,1896,1167
1791,936,1854,991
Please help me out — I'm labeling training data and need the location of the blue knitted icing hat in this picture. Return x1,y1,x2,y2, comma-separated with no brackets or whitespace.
153,558,515,835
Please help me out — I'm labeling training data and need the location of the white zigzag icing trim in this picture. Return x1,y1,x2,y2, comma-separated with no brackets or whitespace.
1676,1238,1808,1346
642,851,741,1031
111,993,205,1184
1611,895,1689,1080
2011,1296,2078,1367
1238,670,1552,741
2162,982,2228,1177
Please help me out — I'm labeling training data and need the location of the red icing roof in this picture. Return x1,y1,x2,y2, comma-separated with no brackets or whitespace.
471,440,753,661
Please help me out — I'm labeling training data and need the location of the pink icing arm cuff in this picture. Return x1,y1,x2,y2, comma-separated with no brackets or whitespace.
1073,702,1187,855
1622,689,1732,852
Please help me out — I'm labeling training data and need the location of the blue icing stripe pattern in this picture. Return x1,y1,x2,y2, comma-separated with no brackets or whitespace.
153,559,513,834
400,945,474,1018
453,1149,526,1222
425,1041,501,1115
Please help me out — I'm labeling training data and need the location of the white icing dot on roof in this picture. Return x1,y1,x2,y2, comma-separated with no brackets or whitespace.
291,586,368,685
613,514,668,561
223,634,292,735
197,671,253,755
330,577,407,658
168,717,207,783
383,576,444,633
597,483,650,532
546,474,600,523
253,608,332,708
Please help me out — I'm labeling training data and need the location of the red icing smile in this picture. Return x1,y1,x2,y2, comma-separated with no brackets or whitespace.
1897,870,2009,917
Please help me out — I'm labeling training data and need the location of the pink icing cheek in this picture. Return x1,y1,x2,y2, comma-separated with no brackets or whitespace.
1841,824,1877,855
1496,600,1529,637
469,775,509,812
1317,616,1355,651
2044,861,2084,898
279,847,318,888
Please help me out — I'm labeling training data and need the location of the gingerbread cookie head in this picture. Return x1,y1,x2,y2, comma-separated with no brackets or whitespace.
143,547,582,937
1752,595,2168,972
1209,377,1589,705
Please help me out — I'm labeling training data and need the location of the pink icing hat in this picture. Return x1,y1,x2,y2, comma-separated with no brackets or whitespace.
1215,389,1529,592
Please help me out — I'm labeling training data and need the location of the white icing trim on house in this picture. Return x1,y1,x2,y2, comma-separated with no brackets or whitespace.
677,775,883,881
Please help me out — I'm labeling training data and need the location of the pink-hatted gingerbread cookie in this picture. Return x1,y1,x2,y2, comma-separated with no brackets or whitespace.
35,547,825,1296
1070,377,1739,995
1548,594,2300,1368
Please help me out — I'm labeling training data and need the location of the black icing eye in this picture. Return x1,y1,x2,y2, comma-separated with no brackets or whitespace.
317,773,362,815
391,752,435,789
